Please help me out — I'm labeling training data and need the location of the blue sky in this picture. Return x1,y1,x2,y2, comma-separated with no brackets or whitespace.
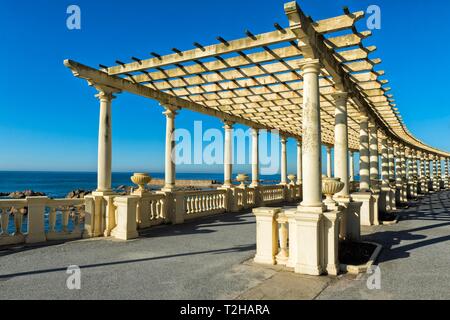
1,0,449,174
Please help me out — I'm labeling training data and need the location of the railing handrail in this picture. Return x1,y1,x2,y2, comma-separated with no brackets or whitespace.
177,189,227,196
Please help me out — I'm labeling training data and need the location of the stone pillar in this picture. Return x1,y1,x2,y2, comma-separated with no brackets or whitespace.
298,60,324,210
111,196,140,240
349,151,355,182
251,128,260,187
280,135,288,185
432,156,438,191
95,90,116,192
381,137,389,189
253,208,280,265
388,139,395,182
326,146,332,178
162,106,178,191
437,157,442,189
223,121,234,187
26,196,48,244
445,158,450,189
294,59,326,276
358,111,370,191
296,140,302,185
369,121,379,188
400,145,407,202
332,91,350,198
380,136,391,213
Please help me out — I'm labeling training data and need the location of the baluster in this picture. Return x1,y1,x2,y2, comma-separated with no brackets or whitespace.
160,199,166,219
49,207,57,233
276,214,289,265
187,196,192,214
62,207,70,233
156,199,161,219
13,207,24,235
151,200,156,220
189,196,193,214
0,209,10,236
194,196,199,213
73,206,81,232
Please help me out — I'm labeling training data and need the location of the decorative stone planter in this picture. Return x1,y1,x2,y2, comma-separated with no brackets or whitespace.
322,176,345,206
236,174,249,187
131,173,152,191
287,174,296,185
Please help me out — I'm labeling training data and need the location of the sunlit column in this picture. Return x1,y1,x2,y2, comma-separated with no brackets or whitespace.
332,91,349,197
223,121,234,187
369,120,379,183
250,128,260,187
296,140,302,185
299,59,323,208
162,105,178,191
280,135,288,185
359,110,370,192
445,158,449,189
349,151,355,182
326,146,332,178
381,136,389,189
95,89,116,192
388,139,395,181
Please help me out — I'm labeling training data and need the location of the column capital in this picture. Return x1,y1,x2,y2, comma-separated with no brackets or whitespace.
223,120,234,129
298,59,321,74
251,127,260,135
296,139,302,147
93,83,120,100
280,135,288,143
331,91,348,102
160,103,179,117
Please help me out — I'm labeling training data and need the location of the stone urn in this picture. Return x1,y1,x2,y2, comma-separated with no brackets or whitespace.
236,174,249,187
322,176,345,205
131,173,152,191
287,174,296,185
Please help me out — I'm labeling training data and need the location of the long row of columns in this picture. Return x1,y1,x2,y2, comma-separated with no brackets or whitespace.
91,81,450,201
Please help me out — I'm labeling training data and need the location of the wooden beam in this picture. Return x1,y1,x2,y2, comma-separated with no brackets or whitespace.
108,29,298,75
64,59,294,137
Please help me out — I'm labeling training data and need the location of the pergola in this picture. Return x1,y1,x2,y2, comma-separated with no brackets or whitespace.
62,1,450,275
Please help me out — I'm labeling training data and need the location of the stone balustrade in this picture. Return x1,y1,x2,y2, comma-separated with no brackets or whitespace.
0,183,302,246
0,197,85,246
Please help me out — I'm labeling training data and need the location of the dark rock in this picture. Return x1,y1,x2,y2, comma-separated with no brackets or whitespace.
9,190,46,199
66,189,91,199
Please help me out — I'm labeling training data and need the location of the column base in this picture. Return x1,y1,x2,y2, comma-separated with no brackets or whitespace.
351,191,375,226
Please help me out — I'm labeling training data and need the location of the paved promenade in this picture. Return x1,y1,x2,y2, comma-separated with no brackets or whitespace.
1,191,450,300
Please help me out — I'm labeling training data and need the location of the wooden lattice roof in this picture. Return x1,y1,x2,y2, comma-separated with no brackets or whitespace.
64,1,450,158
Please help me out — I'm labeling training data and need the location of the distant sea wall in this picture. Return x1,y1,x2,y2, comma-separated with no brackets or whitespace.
149,178,220,188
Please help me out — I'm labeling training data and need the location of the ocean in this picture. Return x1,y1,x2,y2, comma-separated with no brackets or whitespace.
0,171,284,199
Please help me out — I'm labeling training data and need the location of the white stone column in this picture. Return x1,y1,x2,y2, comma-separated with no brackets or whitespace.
332,91,349,198
436,156,442,183
298,59,324,210
251,128,260,187
388,139,395,182
369,121,379,185
95,90,116,193
400,145,408,201
326,146,332,178
445,158,449,189
280,135,288,185
381,137,389,189
359,111,370,192
296,140,302,185
349,151,355,182
162,106,178,191
223,121,234,187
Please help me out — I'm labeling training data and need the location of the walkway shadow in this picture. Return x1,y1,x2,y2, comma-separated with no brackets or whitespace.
0,243,256,281
363,191,450,264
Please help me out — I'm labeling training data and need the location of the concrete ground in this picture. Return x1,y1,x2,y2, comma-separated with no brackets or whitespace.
1,191,450,300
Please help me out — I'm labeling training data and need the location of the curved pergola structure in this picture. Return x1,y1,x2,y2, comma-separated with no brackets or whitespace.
65,2,448,158
51,1,450,275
